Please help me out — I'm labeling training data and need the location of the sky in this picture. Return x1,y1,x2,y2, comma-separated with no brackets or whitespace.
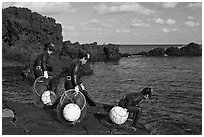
2,1,202,45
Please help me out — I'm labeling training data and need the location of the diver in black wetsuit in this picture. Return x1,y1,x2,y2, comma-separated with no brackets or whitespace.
118,87,153,129
64,52,96,106
33,43,54,79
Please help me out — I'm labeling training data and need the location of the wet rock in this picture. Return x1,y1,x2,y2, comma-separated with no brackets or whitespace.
178,42,202,56
165,42,201,56
147,48,166,56
2,102,150,135
128,42,202,57
120,53,131,57
60,41,120,62
165,47,181,56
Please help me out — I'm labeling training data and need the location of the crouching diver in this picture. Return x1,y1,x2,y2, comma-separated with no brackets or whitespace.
118,87,153,129
64,52,96,106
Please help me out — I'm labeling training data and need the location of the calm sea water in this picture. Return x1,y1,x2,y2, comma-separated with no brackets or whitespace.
83,45,202,135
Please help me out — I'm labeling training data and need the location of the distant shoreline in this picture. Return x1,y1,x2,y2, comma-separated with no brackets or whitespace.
118,44,202,47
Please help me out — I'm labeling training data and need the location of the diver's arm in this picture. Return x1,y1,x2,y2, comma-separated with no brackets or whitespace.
73,64,79,87
41,54,48,71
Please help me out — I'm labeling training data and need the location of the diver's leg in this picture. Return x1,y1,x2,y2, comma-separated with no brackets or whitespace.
80,90,96,106
127,106,142,128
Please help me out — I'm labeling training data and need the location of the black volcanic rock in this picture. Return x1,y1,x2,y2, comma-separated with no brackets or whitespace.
147,48,166,56
165,42,201,56
129,42,202,57
165,47,181,56
179,42,202,56
2,6,63,66
60,41,120,62
134,51,149,56
120,53,131,57
103,43,121,61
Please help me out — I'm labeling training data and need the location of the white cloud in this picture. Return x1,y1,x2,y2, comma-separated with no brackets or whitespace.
162,28,177,33
154,2,179,8
2,2,75,14
93,3,156,16
80,19,102,25
185,21,199,27
89,19,101,24
63,26,75,31
154,18,176,25
188,16,194,20
82,27,101,32
133,33,139,36
67,32,79,36
155,18,165,24
106,19,116,23
132,18,143,23
166,19,176,25
81,19,112,28
131,22,150,28
116,29,130,33
186,3,202,9
100,23,112,28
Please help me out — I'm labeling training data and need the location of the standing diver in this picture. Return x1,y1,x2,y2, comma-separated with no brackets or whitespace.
33,42,54,79
118,87,153,129
32,42,55,108
64,52,96,106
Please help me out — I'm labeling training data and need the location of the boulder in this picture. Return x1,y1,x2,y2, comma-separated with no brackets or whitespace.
147,48,166,56
134,51,149,56
60,41,120,62
179,42,202,56
165,47,181,56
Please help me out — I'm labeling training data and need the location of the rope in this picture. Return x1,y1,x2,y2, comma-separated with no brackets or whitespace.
60,89,86,111
33,76,53,97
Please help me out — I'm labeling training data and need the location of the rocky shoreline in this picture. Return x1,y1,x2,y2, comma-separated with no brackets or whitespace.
2,65,150,135
121,42,202,57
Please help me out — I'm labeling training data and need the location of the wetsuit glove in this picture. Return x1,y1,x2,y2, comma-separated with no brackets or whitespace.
44,71,49,79
74,85,80,96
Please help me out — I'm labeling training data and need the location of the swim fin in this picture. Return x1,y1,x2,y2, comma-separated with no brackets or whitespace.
80,90,96,106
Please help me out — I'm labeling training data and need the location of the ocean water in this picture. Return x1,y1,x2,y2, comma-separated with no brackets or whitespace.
83,45,202,135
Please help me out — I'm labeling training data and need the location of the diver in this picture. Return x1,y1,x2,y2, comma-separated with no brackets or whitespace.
64,52,96,106
33,42,54,79
32,42,55,108
118,87,153,129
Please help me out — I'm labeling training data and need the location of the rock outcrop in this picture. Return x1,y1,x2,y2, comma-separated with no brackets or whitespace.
60,41,120,62
147,48,166,56
166,42,201,56
123,42,202,57
2,6,121,78
2,6,63,65
165,47,181,56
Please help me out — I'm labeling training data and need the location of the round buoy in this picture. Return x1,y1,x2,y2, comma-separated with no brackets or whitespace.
63,103,81,122
109,106,129,125
41,90,57,106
